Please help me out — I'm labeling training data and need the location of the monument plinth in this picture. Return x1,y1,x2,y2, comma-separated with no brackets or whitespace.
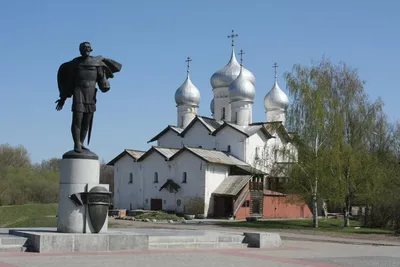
57,150,110,233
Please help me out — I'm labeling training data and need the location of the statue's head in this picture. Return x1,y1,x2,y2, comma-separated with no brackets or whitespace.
79,42,93,57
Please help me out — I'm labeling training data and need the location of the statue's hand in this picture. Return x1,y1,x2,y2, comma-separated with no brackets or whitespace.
55,98,65,111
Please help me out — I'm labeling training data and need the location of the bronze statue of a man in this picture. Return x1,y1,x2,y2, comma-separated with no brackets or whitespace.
56,42,122,153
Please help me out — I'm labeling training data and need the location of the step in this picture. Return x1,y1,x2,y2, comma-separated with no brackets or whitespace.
0,236,28,246
148,235,245,244
0,245,26,253
149,242,248,250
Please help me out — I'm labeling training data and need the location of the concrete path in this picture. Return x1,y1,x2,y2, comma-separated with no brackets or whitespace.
1,240,400,267
109,219,400,247
278,232,400,246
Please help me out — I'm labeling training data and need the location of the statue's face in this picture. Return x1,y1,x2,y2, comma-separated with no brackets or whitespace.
80,42,92,57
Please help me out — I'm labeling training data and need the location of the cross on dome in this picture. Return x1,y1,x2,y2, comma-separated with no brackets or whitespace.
186,56,192,74
227,30,238,47
238,49,245,67
273,62,279,81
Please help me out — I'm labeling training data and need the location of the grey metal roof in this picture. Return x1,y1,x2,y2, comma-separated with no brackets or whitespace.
226,123,247,134
185,147,249,166
170,126,184,133
148,125,183,143
199,116,223,131
153,147,180,159
244,125,263,136
236,165,267,175
126,149,146,160
107,149,146,166
213,175,252,196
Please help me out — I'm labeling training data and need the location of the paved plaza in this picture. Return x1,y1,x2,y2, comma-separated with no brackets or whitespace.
1,240,400,267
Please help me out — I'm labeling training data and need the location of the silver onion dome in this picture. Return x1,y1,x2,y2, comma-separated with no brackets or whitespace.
210,47,255,89
210,99,214,114
264,80,289,111
228,68,255,102
175,73,200,106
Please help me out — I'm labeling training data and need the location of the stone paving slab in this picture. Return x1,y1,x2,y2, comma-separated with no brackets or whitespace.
1,241,400,267
278,232,400,246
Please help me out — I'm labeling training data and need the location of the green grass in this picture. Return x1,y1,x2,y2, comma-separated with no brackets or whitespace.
219,218,393,235
0,203,58,227
135,211,183,221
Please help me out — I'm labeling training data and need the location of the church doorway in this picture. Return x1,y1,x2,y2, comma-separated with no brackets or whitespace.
213,195,233,218
151,198,162,210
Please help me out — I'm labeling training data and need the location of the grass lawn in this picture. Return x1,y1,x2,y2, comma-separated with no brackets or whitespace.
219,218,393,235
0,203,58,228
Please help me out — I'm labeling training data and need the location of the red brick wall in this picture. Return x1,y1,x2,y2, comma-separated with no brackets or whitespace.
235,192,251,220
263,195,312,219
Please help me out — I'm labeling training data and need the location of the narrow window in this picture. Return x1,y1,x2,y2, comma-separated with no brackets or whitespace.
182,172,187,183
129,173,133,184
255,147,260,159
227,145,231,153
154,172,159,183
222,107,226,120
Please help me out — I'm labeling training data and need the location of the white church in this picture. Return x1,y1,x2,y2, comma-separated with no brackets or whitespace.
108,36,310,220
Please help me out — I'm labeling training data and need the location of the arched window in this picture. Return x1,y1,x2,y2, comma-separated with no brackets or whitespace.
182,172,187,183
129,173,133,184
154,172,159,183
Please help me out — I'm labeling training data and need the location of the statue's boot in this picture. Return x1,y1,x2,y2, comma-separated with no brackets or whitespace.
80,130,89,151
72,128,83,153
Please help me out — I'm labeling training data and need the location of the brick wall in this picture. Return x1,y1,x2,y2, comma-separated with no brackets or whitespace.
263,195,312,219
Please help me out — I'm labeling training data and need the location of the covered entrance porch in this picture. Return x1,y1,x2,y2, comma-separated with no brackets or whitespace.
212,175,251,218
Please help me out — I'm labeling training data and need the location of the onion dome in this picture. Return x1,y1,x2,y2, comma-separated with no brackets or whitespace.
264,79,289,112
210,99,214,114
228,67,255,102
210,47,255,89
175,72,200,106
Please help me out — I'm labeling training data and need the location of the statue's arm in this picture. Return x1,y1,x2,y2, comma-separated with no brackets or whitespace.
97,66,110,93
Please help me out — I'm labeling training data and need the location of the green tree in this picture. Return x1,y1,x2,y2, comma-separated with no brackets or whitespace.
283,58,338,228
0,144,31,168
322,62,378,227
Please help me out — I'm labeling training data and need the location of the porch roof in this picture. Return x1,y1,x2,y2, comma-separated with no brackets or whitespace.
159,179,181,192
213,175,252,196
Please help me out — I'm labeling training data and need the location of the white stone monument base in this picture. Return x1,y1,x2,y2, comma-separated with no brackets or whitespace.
57,150,109,234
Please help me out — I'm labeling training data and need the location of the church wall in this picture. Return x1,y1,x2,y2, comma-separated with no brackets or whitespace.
213,87,231,121
268,130,298,164
205,164,229,216
141,152,171,210
171,151,207,214
246,131,271,173
157,129,182,148
182,121,215,149
113,154,141,210
214,127,246,160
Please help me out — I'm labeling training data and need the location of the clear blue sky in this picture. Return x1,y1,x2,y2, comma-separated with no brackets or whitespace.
0,0,398,163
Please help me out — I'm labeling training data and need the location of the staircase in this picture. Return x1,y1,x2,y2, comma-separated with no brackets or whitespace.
0,235,28,252
233,189,249,216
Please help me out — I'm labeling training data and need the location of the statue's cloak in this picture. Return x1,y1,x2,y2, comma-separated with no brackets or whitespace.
57,56,122,100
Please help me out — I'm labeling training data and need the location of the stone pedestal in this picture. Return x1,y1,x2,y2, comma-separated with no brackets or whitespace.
57,150,109,234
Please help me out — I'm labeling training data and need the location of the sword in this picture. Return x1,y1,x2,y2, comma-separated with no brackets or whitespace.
87,112,94,146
